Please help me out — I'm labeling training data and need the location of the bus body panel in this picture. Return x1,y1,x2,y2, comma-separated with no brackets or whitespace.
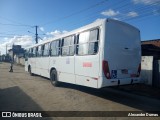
49,57,60,77
58,56,75,84
25,60,28,72
35,57,41,75
29,58,36,74
36,57,50,78
75,54,100,88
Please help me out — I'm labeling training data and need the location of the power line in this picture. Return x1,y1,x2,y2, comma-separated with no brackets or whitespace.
50,1,159,31
40,0,127,30
41,0,109,26
0,35,32,38
0,16,32,27
38,27,46,35
41,0,159,31
0,22,32,27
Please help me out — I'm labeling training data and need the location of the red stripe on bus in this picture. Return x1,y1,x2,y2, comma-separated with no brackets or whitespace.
83,62,92,67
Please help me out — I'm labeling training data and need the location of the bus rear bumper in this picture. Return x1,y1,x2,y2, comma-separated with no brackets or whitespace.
98,77,140,88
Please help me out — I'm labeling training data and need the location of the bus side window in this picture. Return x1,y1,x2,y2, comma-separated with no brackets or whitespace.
41,45,44,56
32,47,36,57
77,28,99,55
28,48,31,57
36,47,38,57
77,31,90,55
50,40,60,56
62,35,75,56
30,48,33,57
37,45,42,57
43,43,49,57
88,28,99,54
69,36,75,55
25,49,29,61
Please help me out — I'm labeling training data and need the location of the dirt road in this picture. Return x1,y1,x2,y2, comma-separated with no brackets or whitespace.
0,62,160,120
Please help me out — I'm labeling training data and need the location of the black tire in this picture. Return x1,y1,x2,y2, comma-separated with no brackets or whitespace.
50,69,59,86
28,66,33,76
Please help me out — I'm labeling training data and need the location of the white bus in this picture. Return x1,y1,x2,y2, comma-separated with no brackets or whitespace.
25,19,141,88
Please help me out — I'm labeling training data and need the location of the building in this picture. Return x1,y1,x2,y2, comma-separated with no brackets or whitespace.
8,45,25,62
141,39,160,58
141,39,160,88
142,39,160,47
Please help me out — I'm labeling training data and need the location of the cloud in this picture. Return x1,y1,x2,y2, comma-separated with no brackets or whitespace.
46,30,68,37
101,9,120,17
133,0,160,5
112,17,119,20
153,9,160,15
100,9,138,20
39,27,44,31
94,18,106,22
0,35,33,54
0,30,68,54
127,11,139,17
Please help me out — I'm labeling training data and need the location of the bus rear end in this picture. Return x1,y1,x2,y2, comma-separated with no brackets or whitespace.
100,19,141,88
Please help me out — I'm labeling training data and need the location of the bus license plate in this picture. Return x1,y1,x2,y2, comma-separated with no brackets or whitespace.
121,69,128,74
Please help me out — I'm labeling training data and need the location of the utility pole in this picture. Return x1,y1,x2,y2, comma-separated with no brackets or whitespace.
6,44,7,55
28,25,39,44
35,25,38,44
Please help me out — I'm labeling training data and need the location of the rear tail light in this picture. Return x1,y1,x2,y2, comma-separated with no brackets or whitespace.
103,60,111,79
136,63,141,77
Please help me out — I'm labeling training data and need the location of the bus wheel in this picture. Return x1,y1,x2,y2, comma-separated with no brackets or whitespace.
50,69,59,86
29,66,33,76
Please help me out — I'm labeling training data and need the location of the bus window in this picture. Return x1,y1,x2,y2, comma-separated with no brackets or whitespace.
88,29,99,54
77,28,99,55
77,31,89,55
36,47,38,57
42,43,49,56
25,49,29,61
32,47,36,57
62,35,75,56
29,48,32,57
28,48,31,58
50,40,60,56
37,46,42,57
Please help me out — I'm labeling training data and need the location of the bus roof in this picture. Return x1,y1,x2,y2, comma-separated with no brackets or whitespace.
26,18,139,49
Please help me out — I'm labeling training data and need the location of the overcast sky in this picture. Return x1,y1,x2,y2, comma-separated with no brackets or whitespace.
0,0,160,54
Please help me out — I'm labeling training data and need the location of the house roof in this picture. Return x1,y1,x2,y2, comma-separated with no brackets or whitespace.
141,44,160,57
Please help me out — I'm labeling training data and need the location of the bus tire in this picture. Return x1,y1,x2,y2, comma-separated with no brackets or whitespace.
29,66,33,76
50,69,59,86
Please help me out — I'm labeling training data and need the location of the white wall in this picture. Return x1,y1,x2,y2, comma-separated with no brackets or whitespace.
14,56,25,66
141,56,153,85
19,58,25,65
